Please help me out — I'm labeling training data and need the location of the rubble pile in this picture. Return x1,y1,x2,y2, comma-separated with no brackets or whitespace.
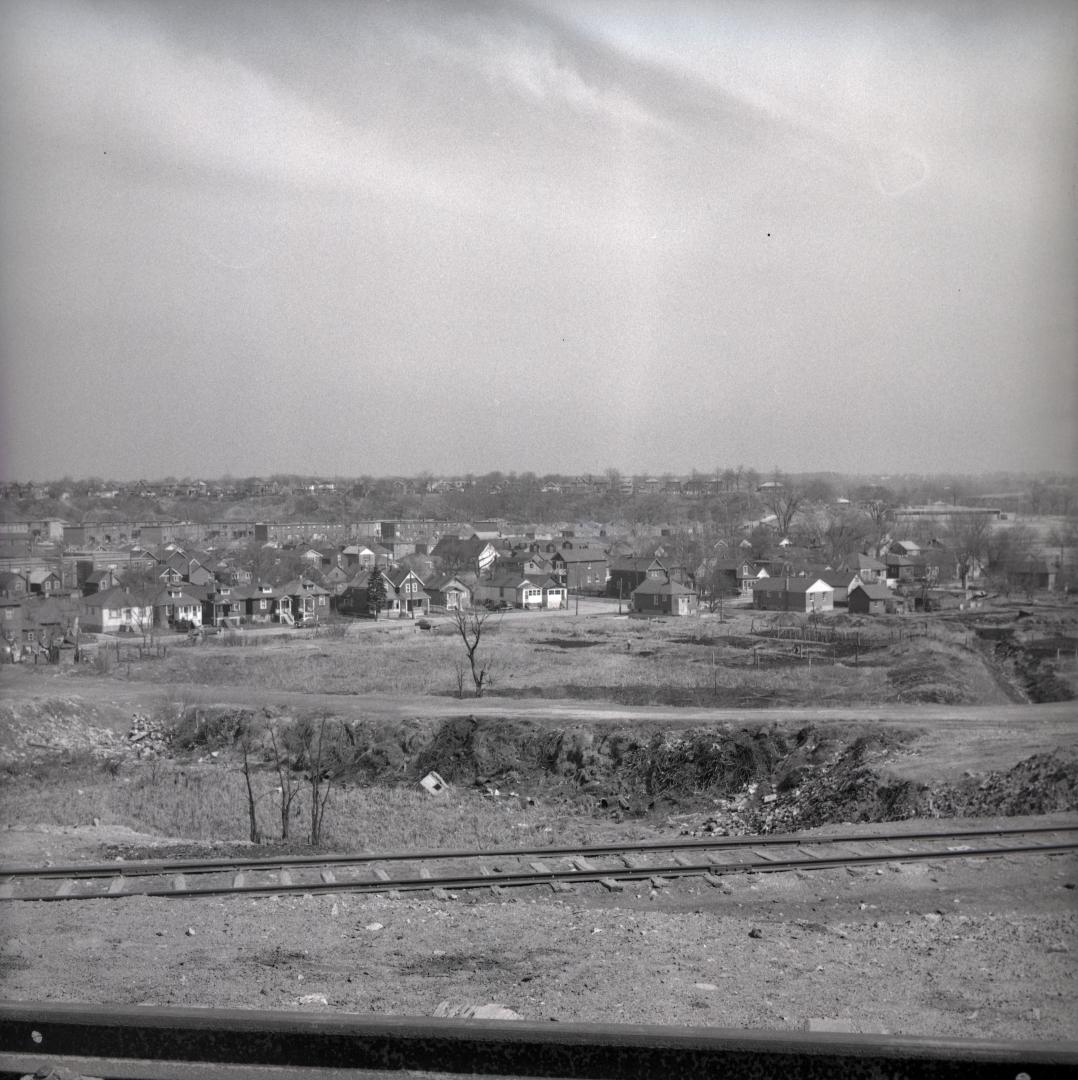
125,711,172,759
0,700,123,769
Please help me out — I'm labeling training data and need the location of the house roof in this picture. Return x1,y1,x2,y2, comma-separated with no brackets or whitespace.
818,570,858,588
425,574,469,593
81,586,150,609
854,553,887,571
483,572,538,590
753,577,832,594
148,587,203,607
609,557,658,573
631,577,695,596
851,583,891,601
279,578,329,596
551,548,607,564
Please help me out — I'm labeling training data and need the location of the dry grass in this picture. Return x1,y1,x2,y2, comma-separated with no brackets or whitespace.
91,611,996,707
0,757,603,853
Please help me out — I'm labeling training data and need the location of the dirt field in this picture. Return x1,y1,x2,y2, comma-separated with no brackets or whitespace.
1,599,1076,1043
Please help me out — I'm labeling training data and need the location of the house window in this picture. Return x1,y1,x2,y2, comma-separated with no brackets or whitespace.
260,599,268,610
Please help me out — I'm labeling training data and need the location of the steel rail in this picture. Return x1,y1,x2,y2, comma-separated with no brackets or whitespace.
2,837,1075,902
2,822,1074,879
3,1001,1078,1080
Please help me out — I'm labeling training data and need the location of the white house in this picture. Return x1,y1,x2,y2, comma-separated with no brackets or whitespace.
80,587,154,634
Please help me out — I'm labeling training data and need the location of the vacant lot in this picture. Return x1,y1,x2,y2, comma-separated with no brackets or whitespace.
1,598,1076,1042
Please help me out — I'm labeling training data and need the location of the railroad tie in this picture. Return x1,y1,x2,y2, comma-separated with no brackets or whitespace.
418,866,433,879
530,860,572,893
372,867,391,882
320,869,336,884
55,879,78,898
172,874,187,892
571,857,598,873
670,852,695,867
432,887,451,901
703,873,726,888
0,879,12,900
278,870,293,887
751,848,787,862
107,876,125,895
599,877,624,892
620,854,644,869
232,872,246,889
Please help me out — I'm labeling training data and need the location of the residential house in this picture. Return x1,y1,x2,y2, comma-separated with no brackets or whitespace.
852,553,887,583
281,579,330,625
386,568,430,618
0,571,28,599
889,540,922,557
752,577,835,614
80,587,154,634
425,574,471,612
549,548,608,593
340,543,390,571
606,557,664,599
541,579,568,609
705,559,768,600
472,573,544,610
148,586,204,630
884,553,921,586
27,568,62,595
430,536,499,575
238,583,291,625
202,585,245,628
321,564,351,604
817,569,862,607
847,583,891,616
0,597,23,640
630,576,698,617
82,568,122,595
1006,557,1057,593
496,550,553,580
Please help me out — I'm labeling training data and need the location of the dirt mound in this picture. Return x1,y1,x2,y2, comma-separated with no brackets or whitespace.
933,751,1078,817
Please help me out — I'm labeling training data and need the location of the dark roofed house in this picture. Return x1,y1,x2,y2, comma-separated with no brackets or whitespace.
1006,557,1057,593
630,576,698,617
280,578,330,625
853,552,887,583
425,574,471,611
430,536,499,575
752,577,834,614
817,569,861,606
0,571,28,599
386,568,430,618
148,586,204,629
549,548,608,593
847,583,892,616
472,573,544,610
606,557,665,599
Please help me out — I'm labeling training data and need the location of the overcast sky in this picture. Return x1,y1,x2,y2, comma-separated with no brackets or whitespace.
1,0,1075,481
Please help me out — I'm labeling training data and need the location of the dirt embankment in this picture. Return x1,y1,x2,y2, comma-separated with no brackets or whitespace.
5,698,1077,839
408,713,1078,833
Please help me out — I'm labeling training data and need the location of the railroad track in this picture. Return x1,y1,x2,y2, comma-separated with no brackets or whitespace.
2,823,1075,903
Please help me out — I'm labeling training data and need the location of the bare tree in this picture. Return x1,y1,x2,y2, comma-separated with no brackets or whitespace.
296,714,344,846
451,604,497,697
946,513,994,590
761,474,805,537
267,722,301,841
238,717,265,844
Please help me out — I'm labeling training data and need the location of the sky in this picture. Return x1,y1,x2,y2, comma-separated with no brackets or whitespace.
1,0,1075,481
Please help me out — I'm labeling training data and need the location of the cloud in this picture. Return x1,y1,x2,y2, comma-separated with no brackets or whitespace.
1,1,473,209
